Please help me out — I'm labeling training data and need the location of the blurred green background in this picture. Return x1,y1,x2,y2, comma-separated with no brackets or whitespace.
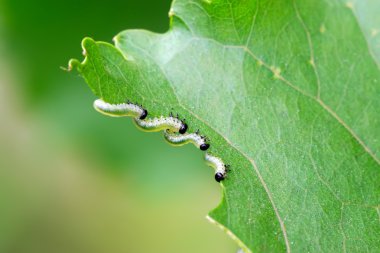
0,1,236,252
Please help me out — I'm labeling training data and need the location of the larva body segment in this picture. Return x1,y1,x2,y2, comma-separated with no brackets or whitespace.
164,131,210,151
205,153,228,182
94,99,147,119
134,116,188,134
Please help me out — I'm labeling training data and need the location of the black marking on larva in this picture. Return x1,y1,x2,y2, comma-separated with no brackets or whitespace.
215,172,225,182
215,165,230,182
179,123,188,134
200,143,210,151
139,109,148,120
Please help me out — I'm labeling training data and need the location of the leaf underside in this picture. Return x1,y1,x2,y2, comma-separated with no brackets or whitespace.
69,0,380,252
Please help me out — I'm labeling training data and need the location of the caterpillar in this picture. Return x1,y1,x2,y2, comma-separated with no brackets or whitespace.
94,99,229,182
134,116,188,134
94,99,147,119
94,99,187,134
164,130,210,151
205,153,229,182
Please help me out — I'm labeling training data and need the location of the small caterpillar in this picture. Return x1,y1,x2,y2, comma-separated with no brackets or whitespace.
205,153,229,182
93,99,229,182
95,99,187,134
164,130,210,151
94,99,147,119
134,116,188,134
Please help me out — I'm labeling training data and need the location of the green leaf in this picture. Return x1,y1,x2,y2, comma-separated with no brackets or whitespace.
69,0,380,252
350,0,380,65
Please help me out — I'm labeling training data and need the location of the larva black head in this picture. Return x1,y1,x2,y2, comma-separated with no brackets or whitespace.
179,123,188,134
139,109,148,120
215,172,225,182
200,143,210,151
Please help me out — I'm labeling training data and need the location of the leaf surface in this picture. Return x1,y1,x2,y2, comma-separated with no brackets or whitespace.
69,0,380,252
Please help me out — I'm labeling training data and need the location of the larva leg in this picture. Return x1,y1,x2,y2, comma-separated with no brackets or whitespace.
134,116,188,134
164,131,210,151
205,153,229,182
94,99,147,119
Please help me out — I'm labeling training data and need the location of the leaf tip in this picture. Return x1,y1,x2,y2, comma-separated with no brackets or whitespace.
66,58,81,72
81,37,96,52
66,37,96,72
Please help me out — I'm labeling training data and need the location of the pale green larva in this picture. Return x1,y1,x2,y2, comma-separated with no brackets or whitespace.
164,130,210,151
205,153,229,182
134,116,188,134
94,99,187,133
94,99,147,119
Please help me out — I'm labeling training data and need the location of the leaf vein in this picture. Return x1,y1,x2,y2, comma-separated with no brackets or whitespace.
293,0,322,98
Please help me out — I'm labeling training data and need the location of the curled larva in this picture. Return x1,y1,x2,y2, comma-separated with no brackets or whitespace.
164,130,210,151
134,116,188,134
205,153,229,182
94,99,147,119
